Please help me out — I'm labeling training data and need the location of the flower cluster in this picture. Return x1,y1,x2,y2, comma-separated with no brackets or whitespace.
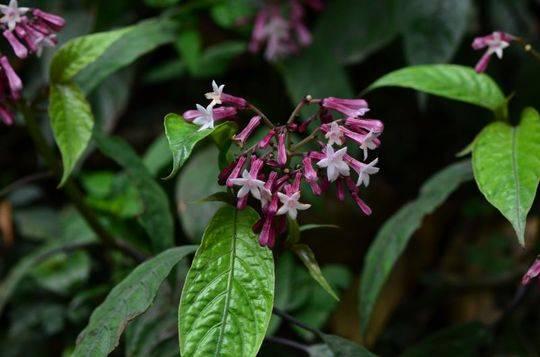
249,0,323,61
0,0,65,125
472,31,514,73
183,81,384,248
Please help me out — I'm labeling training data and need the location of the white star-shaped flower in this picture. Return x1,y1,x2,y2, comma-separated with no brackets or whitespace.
0,0,28,31
276,191,311,219
192,103,215,131
205,80,224,106
355,158,380,187
316,145,350,182
230,170,266,200
486,32,509,59
360,130,379,160
325,121,345,146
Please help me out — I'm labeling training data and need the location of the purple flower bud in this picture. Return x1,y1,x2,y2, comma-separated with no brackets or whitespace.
259,129,275,149
322,97,369,118
221,93,247,108
277,132,287,166
226,156,247,187
0,56,22,100
3,30,28,58
0,104,14,125
345,118,384,134
32,9,66,32
259,214,276,248
522,258,540,286
234,116,261,146
345,177,372,215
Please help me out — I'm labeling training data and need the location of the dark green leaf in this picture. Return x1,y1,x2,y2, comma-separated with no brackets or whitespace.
178,206,274,357
210,0,256,28
472,107,540,245
402,322,491,357
292,244,339,301
73,246,197,357
49,83,94,186
31,251,91,295
367,65,507,113
94,133,174,253
164,113,235,178
321,334,376,357
402,0,472,64
143,135,172,177
144,0,180,8
359,160,473,332
176,30,202,75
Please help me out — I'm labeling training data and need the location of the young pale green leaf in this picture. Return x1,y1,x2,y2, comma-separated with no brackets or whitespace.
73,246,197,357
50,27,130,83
178,206,274,357
94,133,174,253
472,107,540,245
320,334,376,357
164,113,235,178
402,0,471,65
49,83,94,187
367,65,506,113
76,18,177,93
359,160,473,333
292,244,339,301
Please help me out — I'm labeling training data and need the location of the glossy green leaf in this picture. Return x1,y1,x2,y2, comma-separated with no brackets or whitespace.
402,322,491,356
402,0,471,64
472,107,540,245
143,135,171,177
292,244,339,301
321,334,376,357
314,0,399,64
94,133,174,253
73,246,197,357
164,113,235,178
367,65,506,113
359,160,473,332
176,146,222,241
178,206,274,357
49,83,94,186
50,27,130,83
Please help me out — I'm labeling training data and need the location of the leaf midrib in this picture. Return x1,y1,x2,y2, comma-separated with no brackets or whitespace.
214,208,237,356
511,127,523,238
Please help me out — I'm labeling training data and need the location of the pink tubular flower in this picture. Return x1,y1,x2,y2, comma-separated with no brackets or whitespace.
315,144,350,182
277,131,287,166
340,126,381,160
345,177,372,215
345,118,384,134
522,257,540,286
472,31,514,73
221,155,246,186
0,55,22,99
234,116,261,146
0,1,65,59
303,156,321,195
344,154,380,187
183,104,237,131
258,129,275,149
205,80,247,108
0,103,14,125
322,97,369,118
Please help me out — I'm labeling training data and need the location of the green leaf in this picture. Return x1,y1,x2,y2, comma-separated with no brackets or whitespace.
292,244,339,301
178,206,274,357
367,65,507,113
359,160,473,332
31,251,91,295
313,0,399,64
300,224,340,232
402,322,491,357
402,0,472,65
94,133,174,253
73,246,197,357
320,334,376,357
176,30,202,75
210,0,257,28
143,134,172,177
49,83,94,187
144,0,180,8
176,146,222,241
50,27,130,83
164,113,235,178
472,107,540,245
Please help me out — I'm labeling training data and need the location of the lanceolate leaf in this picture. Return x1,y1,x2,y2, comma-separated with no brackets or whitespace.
178,206,274,357
321,333,376,357
49,83,94,187
367,65,506,114
73,246,197,357
94,133,174,252
472,107,540,245
164,114,235,178
292,244,339,301
76,18,178,93
359,160,473,332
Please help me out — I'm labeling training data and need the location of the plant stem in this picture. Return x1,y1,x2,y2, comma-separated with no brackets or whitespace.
287,96,320,125
0,171,52,198
265,336,311,354
19,101,146,263
515,38,540,63
290,127,321,151
272,307,322,336
247,103,274,128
